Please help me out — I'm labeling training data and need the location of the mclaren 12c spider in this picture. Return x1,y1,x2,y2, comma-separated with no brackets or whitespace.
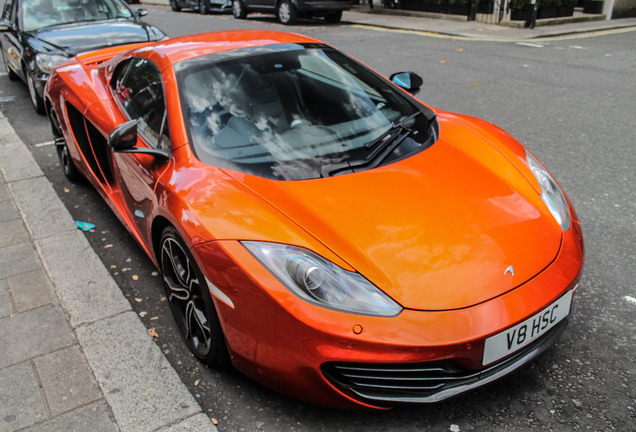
44,30,584,409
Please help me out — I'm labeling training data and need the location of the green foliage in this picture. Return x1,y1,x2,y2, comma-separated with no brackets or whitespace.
415,0,483,7
509,0,528,10
541,0,563,8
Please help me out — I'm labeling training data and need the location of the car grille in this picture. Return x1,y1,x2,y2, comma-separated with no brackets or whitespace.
321,320,567,406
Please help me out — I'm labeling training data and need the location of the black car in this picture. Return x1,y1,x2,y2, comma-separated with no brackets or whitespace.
231,0,352,24
0,0,166,114
169,0,232,14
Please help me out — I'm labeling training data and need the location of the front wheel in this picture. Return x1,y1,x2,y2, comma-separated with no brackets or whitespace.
27,71,45,115
170,0,181,11
232,0,247,18
160,227,228,366
277,0,297,24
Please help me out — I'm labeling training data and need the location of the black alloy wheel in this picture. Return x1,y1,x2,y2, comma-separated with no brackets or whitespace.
50,108,81,182
160,227,228,365
277,0,297,24
232,0,247,18
170,0,181,11
26,70,45,114
199,0,209,13
60,142,82,182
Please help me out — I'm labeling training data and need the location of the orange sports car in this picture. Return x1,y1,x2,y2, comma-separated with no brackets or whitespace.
44,30,584,409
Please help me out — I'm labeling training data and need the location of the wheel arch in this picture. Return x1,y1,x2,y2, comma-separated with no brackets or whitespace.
45,97,62,135
151,215,174,265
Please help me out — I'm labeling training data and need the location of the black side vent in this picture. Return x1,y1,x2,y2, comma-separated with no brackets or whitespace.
85,118,114,183
65,103,113,184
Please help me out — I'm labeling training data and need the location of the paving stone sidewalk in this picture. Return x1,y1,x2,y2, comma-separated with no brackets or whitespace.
0,111,215,431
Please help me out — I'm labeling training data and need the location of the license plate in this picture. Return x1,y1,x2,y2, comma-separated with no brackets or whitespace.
482,290,574,365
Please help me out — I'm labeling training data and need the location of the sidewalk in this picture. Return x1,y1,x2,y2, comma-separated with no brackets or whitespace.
341,10,636,39
0,111,215,431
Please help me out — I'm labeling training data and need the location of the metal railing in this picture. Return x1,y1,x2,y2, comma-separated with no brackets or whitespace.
353,0,593,24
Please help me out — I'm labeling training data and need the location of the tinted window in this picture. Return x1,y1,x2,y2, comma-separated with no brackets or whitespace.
21,0,134,31
178,44,436,181
112,58,169,149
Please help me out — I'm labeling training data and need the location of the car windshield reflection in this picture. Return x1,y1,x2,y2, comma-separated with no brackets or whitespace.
178,44,436,181
22,0,134,31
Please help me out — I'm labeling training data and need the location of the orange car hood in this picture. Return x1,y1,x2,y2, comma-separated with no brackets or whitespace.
228,115,562,311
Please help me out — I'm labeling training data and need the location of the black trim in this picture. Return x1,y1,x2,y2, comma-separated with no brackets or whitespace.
66,103,114,183
322,319,568,406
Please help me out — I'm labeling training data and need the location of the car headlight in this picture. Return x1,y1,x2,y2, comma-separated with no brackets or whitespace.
526,150,571,230
243,242,402,317
35,54,68,73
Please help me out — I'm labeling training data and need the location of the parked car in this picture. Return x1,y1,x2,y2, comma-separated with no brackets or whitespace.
231,0,352,24
44,30,584,409
0,0,166,114
170,0,232,14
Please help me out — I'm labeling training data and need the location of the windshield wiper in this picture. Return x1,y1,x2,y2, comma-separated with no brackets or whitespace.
321,111,425,178
364,110,422,151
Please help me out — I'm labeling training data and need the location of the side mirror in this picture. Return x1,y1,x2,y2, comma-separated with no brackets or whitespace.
390,71,423,96
108,119,138,150
108,120,170,161
136,8,148,17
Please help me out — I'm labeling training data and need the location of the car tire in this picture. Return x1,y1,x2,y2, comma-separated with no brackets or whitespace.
160,226,229,366
232,0,247,19
50,107,82,182
325,10,342,23
59,142,82,182
277,0,297,25
170,0,181,11
26,71,45,115
199,0,209,14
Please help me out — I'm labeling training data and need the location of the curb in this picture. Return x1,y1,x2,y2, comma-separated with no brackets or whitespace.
0,110,216,432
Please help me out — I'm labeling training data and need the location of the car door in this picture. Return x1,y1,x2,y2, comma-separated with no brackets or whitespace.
247,0,275,10
110,57,172,246
0,0,24,80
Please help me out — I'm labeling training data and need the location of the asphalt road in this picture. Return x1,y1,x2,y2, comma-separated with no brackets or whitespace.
1,6,634,431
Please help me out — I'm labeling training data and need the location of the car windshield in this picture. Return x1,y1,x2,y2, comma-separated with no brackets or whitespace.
22,0,133,31
177,44,436,181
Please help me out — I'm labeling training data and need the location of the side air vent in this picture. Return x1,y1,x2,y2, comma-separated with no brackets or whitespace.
65,103,114,184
